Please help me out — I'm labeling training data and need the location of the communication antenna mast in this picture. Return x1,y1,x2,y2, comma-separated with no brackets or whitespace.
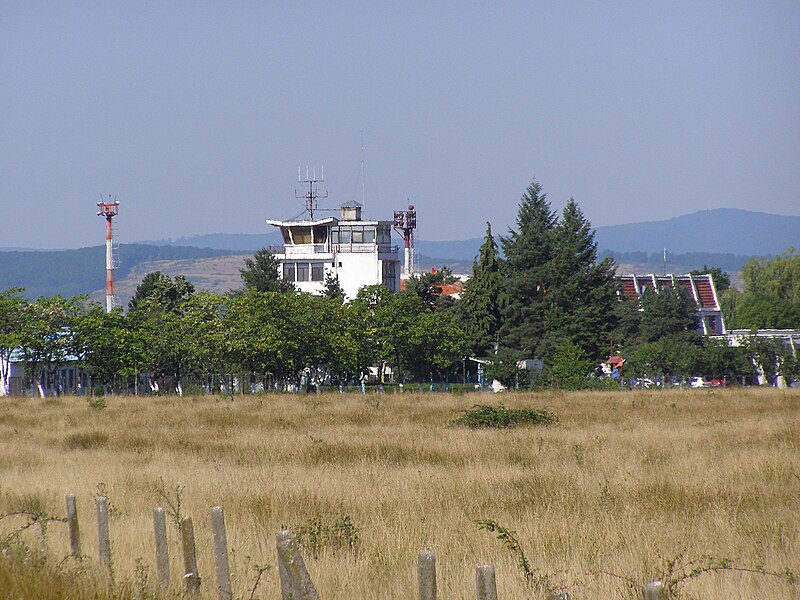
96,196,120,313
295,166,328,219
393,203,417,276
360,132,366,213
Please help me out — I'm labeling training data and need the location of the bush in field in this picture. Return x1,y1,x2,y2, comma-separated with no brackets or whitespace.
450,404,556,428
292,514,359,559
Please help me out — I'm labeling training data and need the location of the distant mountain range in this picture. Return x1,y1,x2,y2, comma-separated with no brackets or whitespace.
1,208,796,302
141,208,798,259
594,208,799,255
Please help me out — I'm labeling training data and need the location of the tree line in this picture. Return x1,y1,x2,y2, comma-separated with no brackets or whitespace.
459,181,799,387
1,179,798,396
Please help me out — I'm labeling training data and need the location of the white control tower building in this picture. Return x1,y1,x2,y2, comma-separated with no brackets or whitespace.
267,199,400,299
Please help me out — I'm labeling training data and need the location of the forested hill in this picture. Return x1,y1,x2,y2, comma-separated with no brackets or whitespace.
594,208,800,255
0,244,244,299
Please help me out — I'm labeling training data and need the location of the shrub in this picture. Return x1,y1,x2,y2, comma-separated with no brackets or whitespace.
450,404,556,429
292,514,359,559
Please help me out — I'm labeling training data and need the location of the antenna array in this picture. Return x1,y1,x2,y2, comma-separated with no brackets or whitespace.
294,166,328,219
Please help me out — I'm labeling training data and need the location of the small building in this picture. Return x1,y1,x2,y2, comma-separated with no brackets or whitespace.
1,351,86,397
617,273,725,335
712,328,800,387
267,201,401,300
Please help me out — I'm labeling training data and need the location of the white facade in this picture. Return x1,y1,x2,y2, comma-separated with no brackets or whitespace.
712,328,800,387
267,202,401,300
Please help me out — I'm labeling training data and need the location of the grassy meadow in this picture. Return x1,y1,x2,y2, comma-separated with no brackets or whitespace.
0,388,798,599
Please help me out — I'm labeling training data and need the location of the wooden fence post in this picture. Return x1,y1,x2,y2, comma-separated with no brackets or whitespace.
153,507,170,589
211,506,232,600
96,496,111,569
275,529,320,600
418,550,437,600
65,493,81,557
181,516,201,594
475,564,498,600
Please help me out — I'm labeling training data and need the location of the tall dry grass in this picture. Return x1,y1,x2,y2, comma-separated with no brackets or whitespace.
0,388,798,599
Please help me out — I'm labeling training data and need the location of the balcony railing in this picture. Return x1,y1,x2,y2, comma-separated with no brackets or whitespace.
277,243,399,255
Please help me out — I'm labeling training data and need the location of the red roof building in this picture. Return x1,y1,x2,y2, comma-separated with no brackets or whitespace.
616,273,725,335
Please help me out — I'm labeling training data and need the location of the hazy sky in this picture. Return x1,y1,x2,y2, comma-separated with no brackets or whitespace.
2,2,799,249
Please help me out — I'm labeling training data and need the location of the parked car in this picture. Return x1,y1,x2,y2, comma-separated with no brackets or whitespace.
689,377,708,388
708,378,726,387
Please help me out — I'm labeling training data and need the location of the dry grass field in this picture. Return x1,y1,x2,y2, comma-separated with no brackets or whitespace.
1,388,798,599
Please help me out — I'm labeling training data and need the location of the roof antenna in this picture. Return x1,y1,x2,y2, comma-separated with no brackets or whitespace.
295,165,328,219
360,132,366,214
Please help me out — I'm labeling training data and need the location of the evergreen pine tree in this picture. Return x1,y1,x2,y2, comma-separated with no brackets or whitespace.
239,248,295,293
500,180,557,355
538,199,618,360
461,222,505,355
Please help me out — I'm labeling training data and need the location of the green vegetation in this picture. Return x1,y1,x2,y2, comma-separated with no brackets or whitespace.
450,404,556,428
239,247,296,293
461,222,506,356
291,514,359,558
2,181,799,395
724,250,800,329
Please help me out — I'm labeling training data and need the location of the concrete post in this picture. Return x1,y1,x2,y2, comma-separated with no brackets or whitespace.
418,550,437,600
211,506,232,600
153,507,170,589
476,565,498,600
643,580,665,600
96,496,111,569
65,493,80,557
181,516,200,594
276,529,320,600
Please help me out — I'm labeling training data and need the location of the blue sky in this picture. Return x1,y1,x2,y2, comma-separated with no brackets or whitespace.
2,2,799,248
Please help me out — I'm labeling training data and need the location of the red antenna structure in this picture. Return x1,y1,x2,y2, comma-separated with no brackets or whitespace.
295,166,328,219
393,203,417,276
96,198,120,313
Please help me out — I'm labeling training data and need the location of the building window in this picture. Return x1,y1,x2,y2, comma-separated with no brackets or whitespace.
312,225,328,244
297,263,310,281
339,227,351,244
377,224,391,244
352,227,364,243
292,227,312,244
382,261,397,291
283,263,296,281
363,226,376,243
311,263,324,281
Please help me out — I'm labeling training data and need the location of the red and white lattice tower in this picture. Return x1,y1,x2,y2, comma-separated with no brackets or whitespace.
96,198,120,313
393,203,417,276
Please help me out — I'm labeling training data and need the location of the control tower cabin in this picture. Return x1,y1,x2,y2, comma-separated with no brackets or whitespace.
267,200,401,300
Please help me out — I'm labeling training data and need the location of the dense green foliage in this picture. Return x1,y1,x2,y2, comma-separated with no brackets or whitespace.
239,247,295,293
461,223,505,355
500,184,617,364
2,184,798,396
725,250,800,329
450,404,557,428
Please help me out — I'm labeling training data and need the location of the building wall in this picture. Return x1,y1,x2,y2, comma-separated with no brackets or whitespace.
278,249,400,299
